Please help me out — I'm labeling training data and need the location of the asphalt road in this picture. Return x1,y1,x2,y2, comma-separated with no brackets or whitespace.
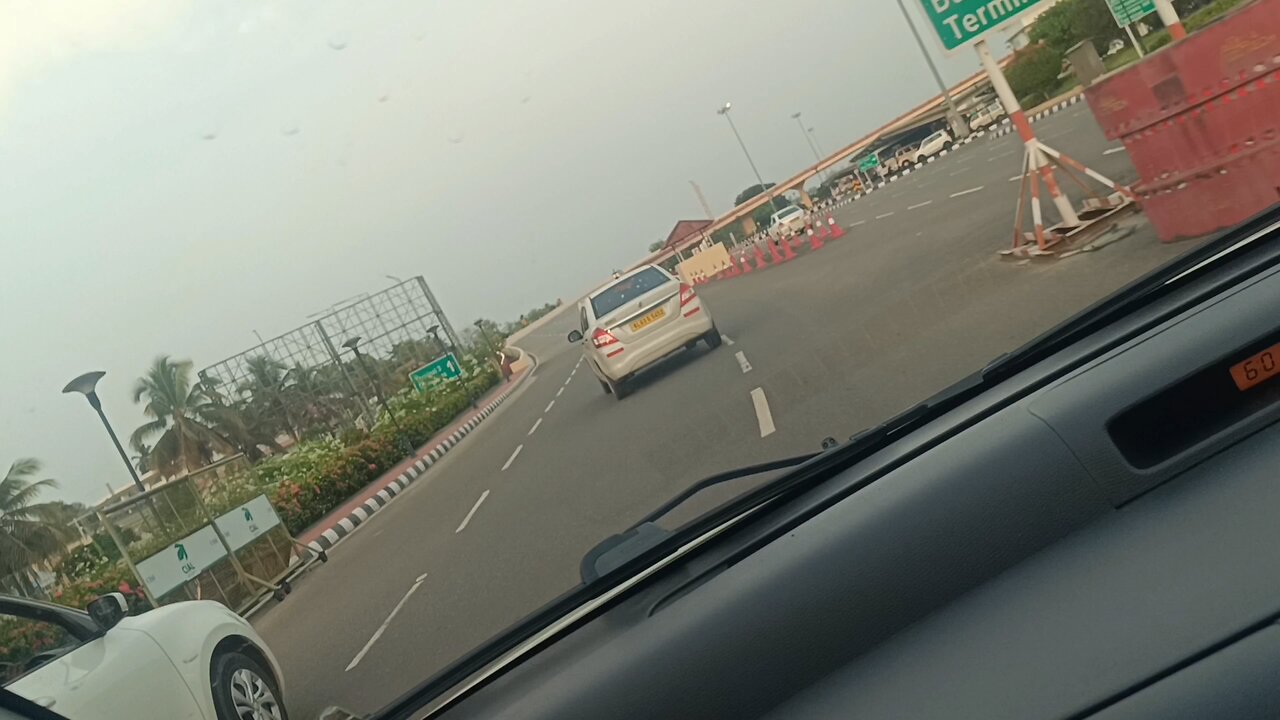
254,102,1203,720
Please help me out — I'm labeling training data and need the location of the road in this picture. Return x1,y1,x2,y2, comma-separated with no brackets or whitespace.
253,102,1202,720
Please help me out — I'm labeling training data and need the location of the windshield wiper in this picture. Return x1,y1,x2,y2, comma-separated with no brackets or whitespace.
580,452,820,583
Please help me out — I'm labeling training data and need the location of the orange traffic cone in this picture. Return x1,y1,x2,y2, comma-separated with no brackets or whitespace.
827,215,845,239
754,246,769,270
768,237,784,264
778,234,797,262
808,225,825,251
739,252,752,274
815,219,830,239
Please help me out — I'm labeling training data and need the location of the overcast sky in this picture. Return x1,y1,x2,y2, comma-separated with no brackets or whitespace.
0,0,1002,504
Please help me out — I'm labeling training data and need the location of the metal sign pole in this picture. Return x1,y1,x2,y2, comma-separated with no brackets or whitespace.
1125,24,1146,57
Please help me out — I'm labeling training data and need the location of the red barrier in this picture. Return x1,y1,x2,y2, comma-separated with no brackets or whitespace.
827,215,845,239
754,246,769,271
1085,0,1280,241
768,238,784,264
778,235,797,262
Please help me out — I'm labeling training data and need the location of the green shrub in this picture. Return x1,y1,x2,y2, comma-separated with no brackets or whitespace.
1006,44,1064,108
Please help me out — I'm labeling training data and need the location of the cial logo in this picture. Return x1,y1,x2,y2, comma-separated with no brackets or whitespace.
176,542,196,575
243,506,259,534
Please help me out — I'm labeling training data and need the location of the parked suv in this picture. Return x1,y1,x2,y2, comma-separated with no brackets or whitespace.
912,129,954,163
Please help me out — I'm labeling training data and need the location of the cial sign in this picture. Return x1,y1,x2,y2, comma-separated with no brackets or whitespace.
136,524,227,597
214,495,282,552
916,0,1049,51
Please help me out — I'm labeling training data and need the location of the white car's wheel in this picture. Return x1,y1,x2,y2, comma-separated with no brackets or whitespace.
211,651,288,720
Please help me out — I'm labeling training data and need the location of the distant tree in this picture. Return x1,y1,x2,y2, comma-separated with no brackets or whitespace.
1029,0,1124,55
648,241,664,253
734,183,777,206
1005,43,1064,106
0,459,71,586
130,356,234,477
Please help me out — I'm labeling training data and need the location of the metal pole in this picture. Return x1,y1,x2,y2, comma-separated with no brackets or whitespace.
97,510,155,609
895,0,970,138
1153,0,1187,40
793,114,822,164
1124,24,1146,57
86,393,147,493
315,321,371,421
351,347,404,435
720,107,778,209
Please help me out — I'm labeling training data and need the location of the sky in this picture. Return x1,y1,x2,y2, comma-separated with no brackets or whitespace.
0,0,1006,504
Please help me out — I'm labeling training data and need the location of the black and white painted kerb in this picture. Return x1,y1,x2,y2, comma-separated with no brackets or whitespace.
303,374,527,555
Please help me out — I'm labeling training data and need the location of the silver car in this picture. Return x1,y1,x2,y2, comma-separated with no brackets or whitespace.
568,265,720,399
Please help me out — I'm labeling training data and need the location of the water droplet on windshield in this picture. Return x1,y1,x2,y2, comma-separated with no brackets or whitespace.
378,94,390,103
327,33,349,50
281,124,300,136
201,131,218,141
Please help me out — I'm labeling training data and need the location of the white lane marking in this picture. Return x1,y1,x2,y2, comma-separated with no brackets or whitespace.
545,400,556,412
907,200,933,210
850,220,867,227
1104,146,1125,155
528,418,543,436
735,351,753,373
556,386,564,397
1009,175,1023,182
346,574,429,671
723,334,735,346
875,212,895,220
950,186,985,198
948,168,969,176
455,490,491,533
988,151,1013,163
750,388,776,438
502,445,524,471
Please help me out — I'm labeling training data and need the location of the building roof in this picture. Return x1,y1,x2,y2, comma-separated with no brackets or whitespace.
663,220,713,250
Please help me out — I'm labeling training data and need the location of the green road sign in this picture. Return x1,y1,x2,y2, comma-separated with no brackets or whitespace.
915,0,1049,51
858,154,881,172
1107,0,1155,26
410,353,463,392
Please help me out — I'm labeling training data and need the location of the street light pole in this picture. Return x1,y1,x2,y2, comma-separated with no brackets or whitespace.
791,112,822,164
62,371,147,493
894,0,970,139
718,102,779,210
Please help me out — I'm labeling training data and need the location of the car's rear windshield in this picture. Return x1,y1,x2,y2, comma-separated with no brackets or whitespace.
591,268,671,318
775,207,800,220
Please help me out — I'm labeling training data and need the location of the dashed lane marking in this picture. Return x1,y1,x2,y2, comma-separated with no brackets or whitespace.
455,491,490,533
556,386,564,397
501,445,523,471
950,186,984,198
750,387,776,438
545,400,555,413
735,351,752,373
875,212,895,220
1104,146,1125,155
907,200,933,210
528,418,542,436
346,573,429,671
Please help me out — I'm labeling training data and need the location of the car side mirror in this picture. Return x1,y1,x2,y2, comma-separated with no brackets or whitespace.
567,330,583,343
87,592,128,631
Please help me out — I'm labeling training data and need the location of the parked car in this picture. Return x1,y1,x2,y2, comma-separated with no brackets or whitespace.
766,205,807,237
912,129,954,163
888,144,918,172
968,102,1006,131
3,594,289,720
567,265,719,400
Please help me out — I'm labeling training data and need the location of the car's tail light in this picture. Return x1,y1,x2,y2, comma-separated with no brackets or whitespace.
679,283,696,307
591,328,619,348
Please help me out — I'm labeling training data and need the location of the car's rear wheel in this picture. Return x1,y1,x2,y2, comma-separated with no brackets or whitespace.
599,377,612,395
607,376,630,400
211,651,288,720
704,326,723,349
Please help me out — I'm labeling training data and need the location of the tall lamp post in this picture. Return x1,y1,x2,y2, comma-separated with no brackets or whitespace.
894,0,970,139
62,371,146,493
718,102,779,210
342,336,407,444
791,112,830,184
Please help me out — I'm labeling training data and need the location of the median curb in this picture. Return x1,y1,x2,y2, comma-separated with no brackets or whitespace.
300,353,536,556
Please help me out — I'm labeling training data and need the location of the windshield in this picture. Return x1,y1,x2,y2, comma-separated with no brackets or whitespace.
0,0,1251,717
590,268,672,318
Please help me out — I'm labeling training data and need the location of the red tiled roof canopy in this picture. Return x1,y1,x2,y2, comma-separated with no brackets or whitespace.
663,219,713,250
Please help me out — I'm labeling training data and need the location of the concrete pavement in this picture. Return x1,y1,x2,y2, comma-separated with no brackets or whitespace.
254,103,1205,720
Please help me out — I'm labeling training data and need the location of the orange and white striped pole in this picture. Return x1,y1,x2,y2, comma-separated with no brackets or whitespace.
1154,0,1188,41
976,39,1079,228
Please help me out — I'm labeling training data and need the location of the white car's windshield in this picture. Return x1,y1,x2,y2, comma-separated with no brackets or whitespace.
0,0,1250,717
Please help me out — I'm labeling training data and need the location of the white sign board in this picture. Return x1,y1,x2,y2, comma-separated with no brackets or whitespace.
136,524,228,597
215,495,282,552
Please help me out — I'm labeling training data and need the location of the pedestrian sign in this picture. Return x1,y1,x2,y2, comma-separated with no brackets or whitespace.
914,0,1049,51
410,353,464,392
1107,0,1155,27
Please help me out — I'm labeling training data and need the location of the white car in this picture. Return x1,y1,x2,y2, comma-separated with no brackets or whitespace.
912,129,954,164
968,102,1006,131
4,594,288,720
766,205,807,237
567,265,719,399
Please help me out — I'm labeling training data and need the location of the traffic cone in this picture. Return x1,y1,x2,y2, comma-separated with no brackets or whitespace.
754,246,769,270
739,252,752,274
808,225,825,251
768,237,784,264
815,218,830,239
778,234,797,262
724,256,740,278
827,215,845,239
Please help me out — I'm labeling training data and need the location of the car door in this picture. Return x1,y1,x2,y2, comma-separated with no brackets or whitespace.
3,604,202,720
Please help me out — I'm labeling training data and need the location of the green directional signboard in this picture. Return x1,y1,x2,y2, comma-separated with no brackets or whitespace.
410,353,463,392
1107,0,1155,26
858,154,881,172
916,0,1049,51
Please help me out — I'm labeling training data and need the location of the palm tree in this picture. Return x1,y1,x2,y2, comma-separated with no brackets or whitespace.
130,356,233,477
239,354,300,441
0,459,71,592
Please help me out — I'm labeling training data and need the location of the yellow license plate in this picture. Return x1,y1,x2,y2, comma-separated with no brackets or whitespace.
630,307,665,331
